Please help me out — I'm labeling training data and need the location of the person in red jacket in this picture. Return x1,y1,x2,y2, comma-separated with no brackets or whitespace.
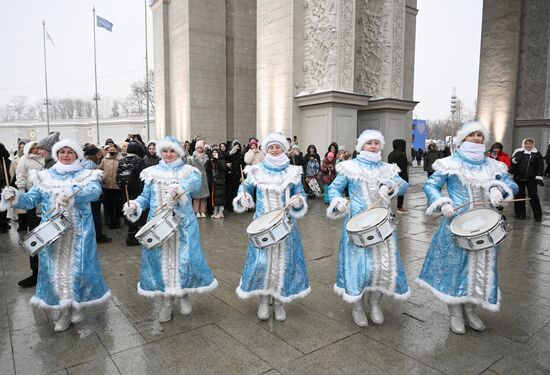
487,142,511,169
320,151,337,204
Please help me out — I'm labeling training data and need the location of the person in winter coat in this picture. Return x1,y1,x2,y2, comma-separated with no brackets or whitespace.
544,144,550,177
143,141,161,167
321,152,337,204
325,142,339,158
415,148,423,166
244,139,265,166
487,142,511,169
99,144,122,229
0,143,12,232
9,139,28,187
37,132,60,170
424,143,442,177
510,138,545,221
123,135,217,323
225,140,245,211
206,148,226,218
117,140,147,245
187,140,210,218
304,153,321,198
1,139,110,332
288,145,304,167
388,139,409,213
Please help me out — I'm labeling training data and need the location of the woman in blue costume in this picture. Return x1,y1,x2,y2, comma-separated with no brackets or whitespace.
123,136,217,323
0,139,110,332
327,130,409,327
417,121,518,334
233,132,310,321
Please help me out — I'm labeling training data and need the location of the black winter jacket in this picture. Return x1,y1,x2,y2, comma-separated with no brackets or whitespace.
117,154,146,199
387,139,409,182
511,150,544,182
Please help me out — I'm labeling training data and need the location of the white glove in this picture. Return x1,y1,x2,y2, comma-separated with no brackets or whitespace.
337,200,348,212
1,186,17,201
489,187,503,207
55,190,73,208
240,194,251,208
167,184,185,199
288,195,303,209
378,185,390,202
123,201,138,217
440,203,455,218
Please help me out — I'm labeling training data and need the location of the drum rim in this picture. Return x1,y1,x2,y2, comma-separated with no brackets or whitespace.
346,207,390,232
449,207,501,236
246,209,287,235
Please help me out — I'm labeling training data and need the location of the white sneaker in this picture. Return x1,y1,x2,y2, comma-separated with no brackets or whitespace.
54,314,72,332
195,212,201,219
351,300,368,327
71,308,85,324
368,292,384,324
273,300,286,321
257,295,270,320
180,295,192,315
463,304,486,331
200,212,207,218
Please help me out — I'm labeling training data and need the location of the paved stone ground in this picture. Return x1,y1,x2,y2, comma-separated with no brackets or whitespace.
1,167,549,375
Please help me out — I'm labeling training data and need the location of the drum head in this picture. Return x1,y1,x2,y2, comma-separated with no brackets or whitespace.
136,210,167,237
347,207,388,232
450,208,500,236
247,210,284,235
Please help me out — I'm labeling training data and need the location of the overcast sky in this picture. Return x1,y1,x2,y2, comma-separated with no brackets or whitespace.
0,0,482,121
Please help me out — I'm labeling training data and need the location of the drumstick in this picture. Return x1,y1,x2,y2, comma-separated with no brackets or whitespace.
453,197,531,211
124,185,130,205
153,188,191,216
2,157,9,188
46,185,86,216
367,182,401,212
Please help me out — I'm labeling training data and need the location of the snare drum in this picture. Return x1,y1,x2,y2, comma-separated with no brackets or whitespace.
346,207,395,247
19,212,71,256
449,208,507,251
246,209,293,249
135,209,179,249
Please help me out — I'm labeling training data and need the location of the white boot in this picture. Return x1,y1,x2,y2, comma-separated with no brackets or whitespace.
180,295,192,315
54,306,72,332
273,299,286,321
351,300,369,327
211,207,219,218
159,296,174,323
71,307,85,324
463,303,486,331
368,291,384,324
217,207,224,218
447,304,466,334
257,295,270,320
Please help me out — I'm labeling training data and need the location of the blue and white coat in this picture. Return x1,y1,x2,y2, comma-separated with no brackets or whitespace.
131,160,217,297
417,151,518,311
327,158,410,303
4,167,110,310
233,162,310,302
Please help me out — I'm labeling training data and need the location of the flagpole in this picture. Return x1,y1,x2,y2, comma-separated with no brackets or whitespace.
144,0,150,141
93,6,101,144
42,20,51,134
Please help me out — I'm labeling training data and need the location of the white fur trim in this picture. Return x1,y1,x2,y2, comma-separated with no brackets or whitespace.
30,169,103,196
536,176,544,181
287,195,308,219
453,121,490,146
356,129,385,153
262,132,289,153
232,192,254,213
327,197,348,219
333,284,410,303
123,200,143,223
51,139,84,162
0,187,19,212
29,291,111,310
245,164,302,192
426,197,453,216
137,279,218,298
415,278,500,312
235,285,311,303
156,136,185,158
487,180,514,200
336,159,400,184
140,163,197,184
23,141,39,156
433,156,508,188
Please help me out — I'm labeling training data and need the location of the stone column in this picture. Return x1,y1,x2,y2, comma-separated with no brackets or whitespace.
151,0,171,138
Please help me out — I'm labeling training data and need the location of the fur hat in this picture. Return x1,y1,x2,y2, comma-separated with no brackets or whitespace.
51,139,84,161
156,135,185,158
263,132,288,153
37,131,60,152
356,130,385,152
454,121,490,146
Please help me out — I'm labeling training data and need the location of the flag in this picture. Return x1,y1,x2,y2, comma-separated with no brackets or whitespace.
45,29,55,46
96,15,113,32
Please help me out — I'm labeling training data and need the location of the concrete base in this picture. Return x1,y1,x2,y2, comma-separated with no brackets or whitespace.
513,119,550,151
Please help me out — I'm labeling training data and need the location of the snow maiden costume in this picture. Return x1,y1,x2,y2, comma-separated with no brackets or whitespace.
417,121,518,334
233,132,310,321
327,130,409,327
0,139,110,331
123,136,217,323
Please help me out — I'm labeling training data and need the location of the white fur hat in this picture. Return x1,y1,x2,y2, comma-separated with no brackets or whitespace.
356,129,385,153
262,132,289,153
51,139,84,161
156,135,185,157
454,121,490,146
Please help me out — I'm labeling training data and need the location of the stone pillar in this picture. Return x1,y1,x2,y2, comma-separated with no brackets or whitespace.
151,0,171,139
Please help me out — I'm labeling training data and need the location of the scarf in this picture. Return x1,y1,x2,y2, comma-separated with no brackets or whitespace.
459,141,486,161
264,153,290,169
52,160,83,174
160,158,184,168
357,151,382,163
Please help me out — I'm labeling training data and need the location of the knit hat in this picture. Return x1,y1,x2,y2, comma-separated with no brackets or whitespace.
195,140,205,150
37,131,60,152
263,132,289,153
51,139,84,161
356,130,385,152
156,135,185,157
454,121,490,146
249,139,258,146
83,144,100,157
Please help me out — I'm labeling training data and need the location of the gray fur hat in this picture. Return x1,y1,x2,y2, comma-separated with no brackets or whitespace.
37,131,60,152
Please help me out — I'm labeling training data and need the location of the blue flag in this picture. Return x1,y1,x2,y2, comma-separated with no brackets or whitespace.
96,15,113,32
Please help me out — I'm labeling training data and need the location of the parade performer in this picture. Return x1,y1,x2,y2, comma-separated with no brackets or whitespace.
233,132,310,321
417,121,518,334
327,130,409,327
0,139,110,332
123,136,217,323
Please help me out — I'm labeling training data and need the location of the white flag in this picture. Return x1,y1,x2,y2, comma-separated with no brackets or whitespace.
45,29,55,47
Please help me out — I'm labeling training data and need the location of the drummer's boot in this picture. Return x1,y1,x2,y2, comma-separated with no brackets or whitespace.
447,304,466,335
159,296,174,323
368,291,384,324
180,295,192,315
351,299,369,327
257,295,270,320
463,303,486,331
217,207,224,218
273,299,286,321
54,306,72,332
71,307,85,324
